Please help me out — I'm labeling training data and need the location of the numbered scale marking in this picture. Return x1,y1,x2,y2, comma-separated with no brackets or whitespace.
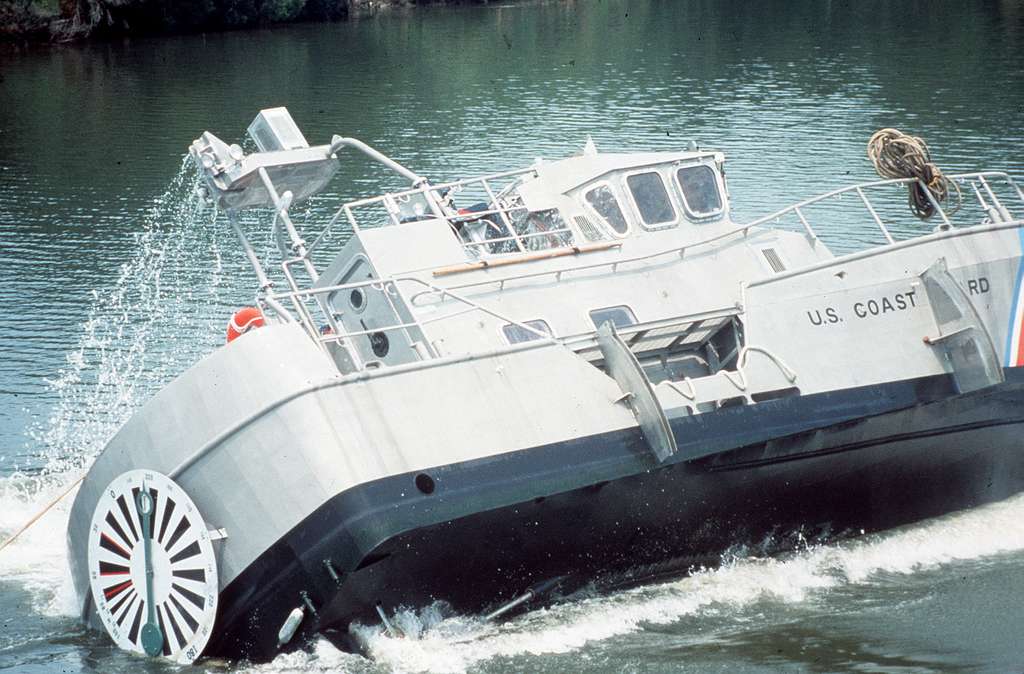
87,470,219,664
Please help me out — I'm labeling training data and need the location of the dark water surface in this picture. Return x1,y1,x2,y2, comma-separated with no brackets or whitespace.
2,1,1024,672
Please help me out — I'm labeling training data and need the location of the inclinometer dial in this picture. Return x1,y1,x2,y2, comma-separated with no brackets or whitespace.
87,469,219,664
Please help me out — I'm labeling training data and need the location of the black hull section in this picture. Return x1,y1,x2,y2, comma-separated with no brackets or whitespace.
206,371,1024,661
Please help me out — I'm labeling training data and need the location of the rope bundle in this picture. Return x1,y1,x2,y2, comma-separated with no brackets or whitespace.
867,128,961,219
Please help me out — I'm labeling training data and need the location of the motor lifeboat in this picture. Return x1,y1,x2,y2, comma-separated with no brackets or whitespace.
66,108,1024,663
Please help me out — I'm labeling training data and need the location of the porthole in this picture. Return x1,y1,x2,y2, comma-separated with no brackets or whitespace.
349,288,366,312
415,473,435,495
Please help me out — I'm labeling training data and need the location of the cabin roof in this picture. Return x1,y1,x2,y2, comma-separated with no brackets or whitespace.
516,149,722,211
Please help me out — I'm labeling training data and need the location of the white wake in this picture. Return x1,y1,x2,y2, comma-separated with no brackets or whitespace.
248,493,1024,674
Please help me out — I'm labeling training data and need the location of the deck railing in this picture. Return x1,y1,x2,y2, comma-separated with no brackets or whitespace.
412,171,1024,296
743,171,1023,249
260,267,757,375
260,277,795,411
306,166,565,258
264,274,556,371
256,169,1024,369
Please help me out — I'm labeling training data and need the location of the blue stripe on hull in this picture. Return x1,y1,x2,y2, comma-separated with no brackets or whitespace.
1003,228,1024,365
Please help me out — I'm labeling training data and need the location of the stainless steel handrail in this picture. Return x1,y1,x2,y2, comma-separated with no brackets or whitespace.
309,166,539,248
340,167,536,212
426,171,1022,295
267,275,557,361
747,216,1024,288
430,221,760,296
744,171,1020,232
244,165,1022,374
266,272,752,375
309,167,544,257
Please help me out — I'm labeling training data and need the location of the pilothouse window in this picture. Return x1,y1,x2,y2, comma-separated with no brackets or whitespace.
584,184,629,235
626,172,676,227
675,165,723,217
502,319,553,345
513,208,574,250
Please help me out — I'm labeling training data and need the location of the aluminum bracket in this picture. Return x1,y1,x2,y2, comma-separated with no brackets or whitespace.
596,322,677,462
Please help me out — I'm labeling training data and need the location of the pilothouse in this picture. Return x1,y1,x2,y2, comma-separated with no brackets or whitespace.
67,109,1024,663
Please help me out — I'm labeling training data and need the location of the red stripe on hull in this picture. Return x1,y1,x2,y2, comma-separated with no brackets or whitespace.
1016,322,1024,367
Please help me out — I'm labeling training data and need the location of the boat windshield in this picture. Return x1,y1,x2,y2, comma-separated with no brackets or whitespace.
585,184,629,235
452,183,575,256
675,165,723,217
626,171,677,228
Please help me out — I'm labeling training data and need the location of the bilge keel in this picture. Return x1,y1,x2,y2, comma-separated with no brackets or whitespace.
66,109,1024,662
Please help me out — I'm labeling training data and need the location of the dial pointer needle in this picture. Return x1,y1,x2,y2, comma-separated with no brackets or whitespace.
136,485,164,657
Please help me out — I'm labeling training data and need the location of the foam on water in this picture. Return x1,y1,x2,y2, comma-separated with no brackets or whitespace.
243,493,1024,674
0,475,80,618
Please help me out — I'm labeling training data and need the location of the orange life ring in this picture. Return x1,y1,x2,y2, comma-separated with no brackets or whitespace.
226,306,264,343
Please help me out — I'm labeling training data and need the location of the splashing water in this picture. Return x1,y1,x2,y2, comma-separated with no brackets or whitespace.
29,159,229,476
239,493,1024,674
0,157,239,618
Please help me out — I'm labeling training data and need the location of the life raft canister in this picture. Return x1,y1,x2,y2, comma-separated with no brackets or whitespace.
226,306,264,343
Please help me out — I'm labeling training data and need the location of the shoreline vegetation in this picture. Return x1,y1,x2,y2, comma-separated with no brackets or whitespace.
0,0,502,43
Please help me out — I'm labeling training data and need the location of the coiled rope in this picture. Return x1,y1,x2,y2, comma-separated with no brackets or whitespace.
867,128,961,219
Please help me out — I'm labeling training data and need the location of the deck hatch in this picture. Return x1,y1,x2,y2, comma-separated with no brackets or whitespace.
596,323,677,462
920,258,1004,393
621,319,725,354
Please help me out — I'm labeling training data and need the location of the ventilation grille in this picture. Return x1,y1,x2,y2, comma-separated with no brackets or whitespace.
761,247,786,273
573,214,607,242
